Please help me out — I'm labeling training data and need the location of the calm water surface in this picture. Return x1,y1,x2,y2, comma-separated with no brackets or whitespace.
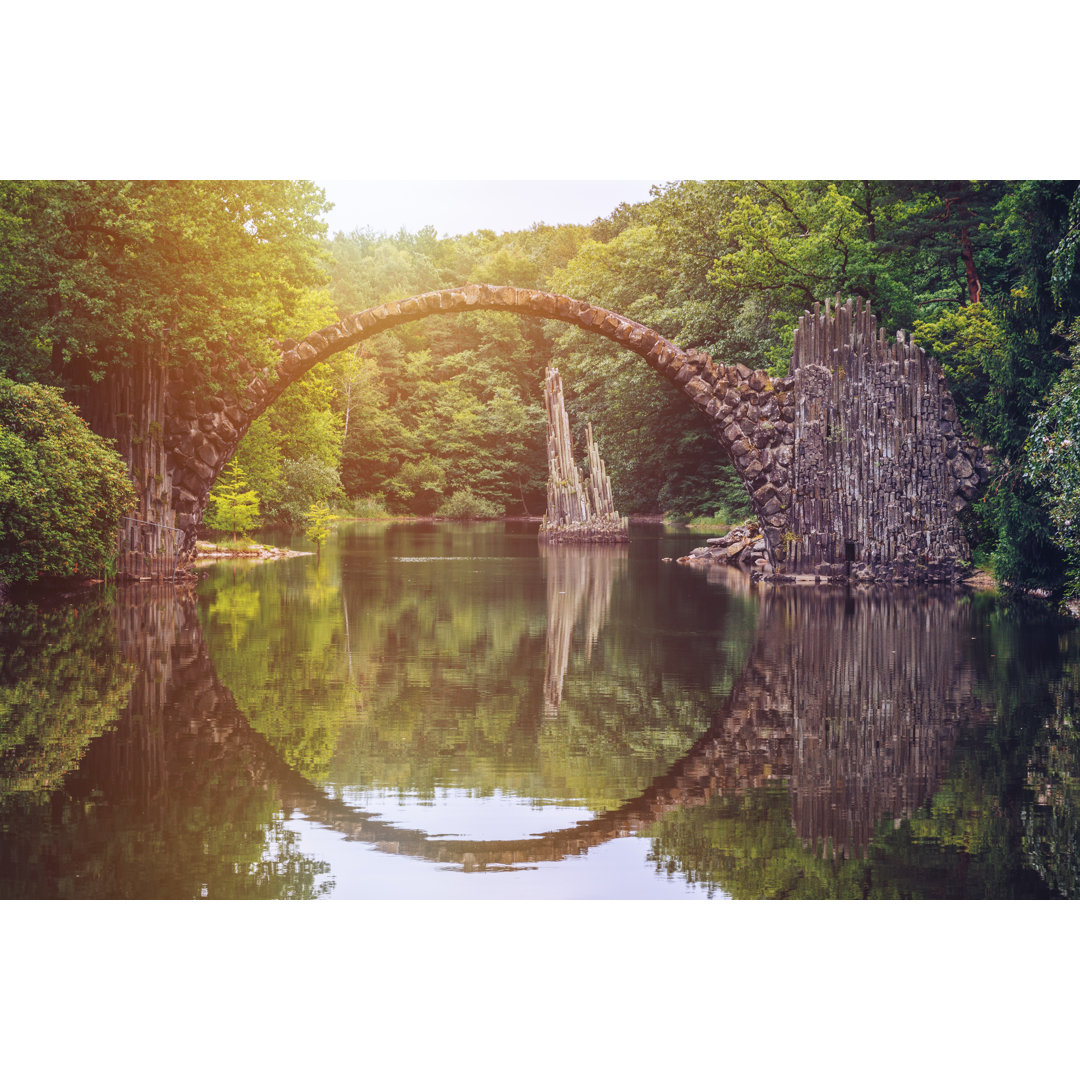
2,520,1079,899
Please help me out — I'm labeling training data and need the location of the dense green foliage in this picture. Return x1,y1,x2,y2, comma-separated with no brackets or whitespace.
0,180,331,390
435,488,502,519
1025,328,1080,593
4,179,1080,593
0,379,136,583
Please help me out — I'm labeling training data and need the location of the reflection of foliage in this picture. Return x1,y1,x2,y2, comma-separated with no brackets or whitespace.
0,596,132,800
1022,676,1080,897
907,773,1005,856
643,786,871,899
207,578,262,652
0,776,333,900
201,523,757,813
644,780,1055,901
644,596,1080,900
0,587,333,899
331,531,754,811
200,553,354,782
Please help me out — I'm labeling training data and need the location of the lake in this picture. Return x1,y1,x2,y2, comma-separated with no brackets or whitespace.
1,520,1078,899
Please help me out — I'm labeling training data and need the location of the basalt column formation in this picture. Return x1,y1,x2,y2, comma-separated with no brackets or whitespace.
539,367,628,543
780,296,989,584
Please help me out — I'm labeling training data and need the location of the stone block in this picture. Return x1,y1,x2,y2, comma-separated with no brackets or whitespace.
196,441,219,467
949,454,974,479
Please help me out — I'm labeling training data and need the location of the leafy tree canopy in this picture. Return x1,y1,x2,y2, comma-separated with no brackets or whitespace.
0,378,136,583
0,180,331,392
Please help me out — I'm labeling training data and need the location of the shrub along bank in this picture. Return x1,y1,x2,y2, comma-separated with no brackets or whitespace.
0,379,136,587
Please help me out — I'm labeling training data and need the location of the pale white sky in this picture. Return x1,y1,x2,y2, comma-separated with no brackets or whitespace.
317,180,660,239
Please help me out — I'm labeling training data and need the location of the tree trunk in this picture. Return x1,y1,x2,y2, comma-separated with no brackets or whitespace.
960,224,982,305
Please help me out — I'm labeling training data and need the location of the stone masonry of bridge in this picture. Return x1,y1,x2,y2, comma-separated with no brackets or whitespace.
150,285,987,584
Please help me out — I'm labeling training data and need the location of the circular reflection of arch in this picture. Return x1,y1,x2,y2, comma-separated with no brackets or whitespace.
113,584,989,873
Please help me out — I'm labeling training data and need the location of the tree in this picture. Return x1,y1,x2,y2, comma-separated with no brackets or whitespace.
304,502,332,558
547,212,751,519
0,180,331,389
0,181,332,533
205,462,260,543
0,378,136,584
1025,332,1080,594
912,303,1005,432
279,456,343,525
979,181,1080,593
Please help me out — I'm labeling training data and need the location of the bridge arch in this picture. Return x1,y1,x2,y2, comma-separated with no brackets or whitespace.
157,285,989,583
161,285,795,556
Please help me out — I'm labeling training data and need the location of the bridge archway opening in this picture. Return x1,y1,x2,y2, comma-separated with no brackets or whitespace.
165,285,789,556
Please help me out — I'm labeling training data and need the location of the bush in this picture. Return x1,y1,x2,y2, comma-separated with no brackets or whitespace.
0,379,136,584
387,458,446,515
342,494,392,519
435,488,501,520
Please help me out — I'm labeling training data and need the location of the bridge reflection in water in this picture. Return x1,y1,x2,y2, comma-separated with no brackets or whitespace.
5,553,1074,898
107,578,982,873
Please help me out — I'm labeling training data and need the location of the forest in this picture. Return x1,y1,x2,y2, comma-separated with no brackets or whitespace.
2,179,1080,597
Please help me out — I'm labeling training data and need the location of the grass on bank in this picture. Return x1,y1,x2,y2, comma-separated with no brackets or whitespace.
196,537,262,552
666,513,750,534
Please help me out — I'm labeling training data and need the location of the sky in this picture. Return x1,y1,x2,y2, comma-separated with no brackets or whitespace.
317,180,659,238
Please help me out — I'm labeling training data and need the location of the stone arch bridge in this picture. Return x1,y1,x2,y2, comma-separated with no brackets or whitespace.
128,285,987,584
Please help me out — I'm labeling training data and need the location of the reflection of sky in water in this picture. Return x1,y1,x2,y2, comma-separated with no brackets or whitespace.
331,786,593,841
392,556,514,562
282,812,727,900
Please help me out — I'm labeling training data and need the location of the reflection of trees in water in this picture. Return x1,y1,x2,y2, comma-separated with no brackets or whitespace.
0,586,332,899
633,589,986,862
542,546,626,715
4,564,1080,897
198,530,754,813
1023,662,1080,898
0,595,133,800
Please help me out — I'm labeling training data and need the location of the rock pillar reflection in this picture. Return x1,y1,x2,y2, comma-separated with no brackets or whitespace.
541,545,626,715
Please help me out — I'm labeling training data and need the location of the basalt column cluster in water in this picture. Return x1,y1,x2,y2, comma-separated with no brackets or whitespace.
539,367,628,543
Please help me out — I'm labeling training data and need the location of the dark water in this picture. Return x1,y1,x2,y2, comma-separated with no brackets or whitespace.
2,520,1079,899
